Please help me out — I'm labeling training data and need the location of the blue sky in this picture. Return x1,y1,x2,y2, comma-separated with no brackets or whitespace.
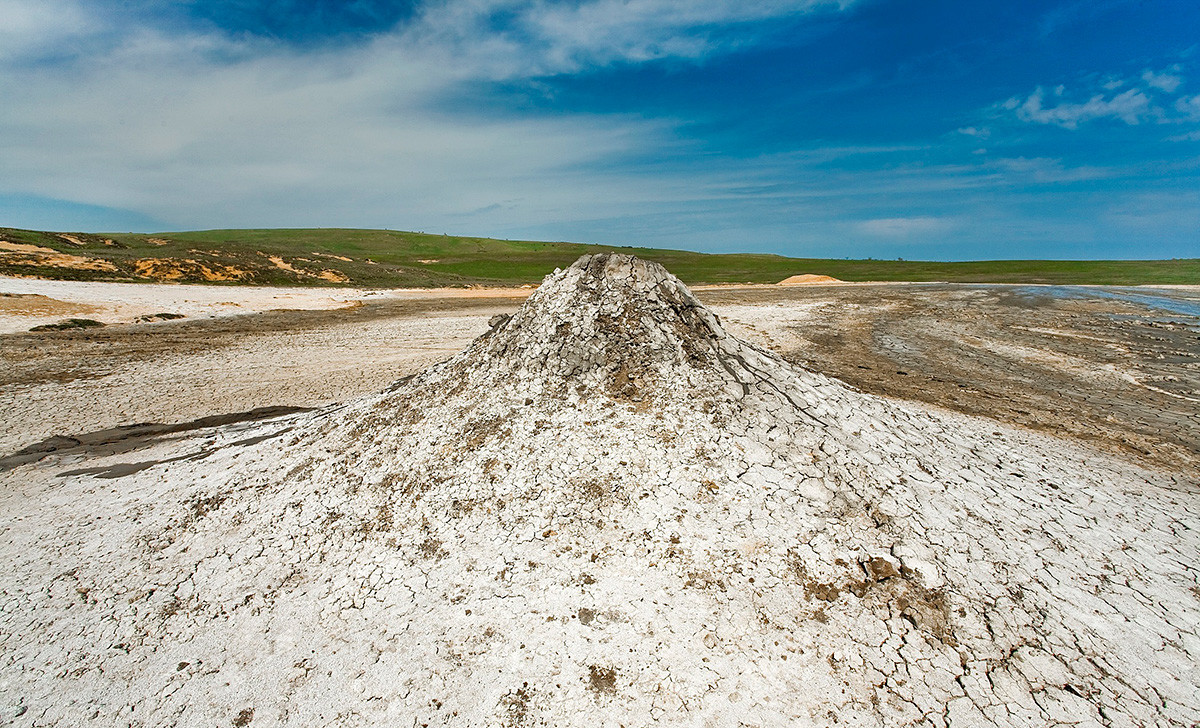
1,0,1197,259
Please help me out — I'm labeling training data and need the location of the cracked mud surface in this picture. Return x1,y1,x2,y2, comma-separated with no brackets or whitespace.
1,257,1197,727
3,281,1196,475
703,283,1200,474
0,297,523,454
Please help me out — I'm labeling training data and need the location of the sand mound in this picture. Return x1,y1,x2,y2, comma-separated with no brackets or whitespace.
778,273,841,285
1,255,1196,727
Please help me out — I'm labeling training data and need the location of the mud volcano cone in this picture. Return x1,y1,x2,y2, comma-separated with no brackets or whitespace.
2,255,1198,727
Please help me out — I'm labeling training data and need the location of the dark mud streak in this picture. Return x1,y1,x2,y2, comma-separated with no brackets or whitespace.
1,408,308,471
55,426,295,479
58,455,199,480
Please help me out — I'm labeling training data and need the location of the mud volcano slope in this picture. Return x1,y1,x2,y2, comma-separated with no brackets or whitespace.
2,254,1198,726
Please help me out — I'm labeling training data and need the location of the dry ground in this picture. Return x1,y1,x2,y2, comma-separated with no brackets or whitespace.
705,284,1200,474
2,259,1196,727
2,280,1197,476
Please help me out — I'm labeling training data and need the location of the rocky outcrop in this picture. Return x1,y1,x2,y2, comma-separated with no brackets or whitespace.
0,255,1197,727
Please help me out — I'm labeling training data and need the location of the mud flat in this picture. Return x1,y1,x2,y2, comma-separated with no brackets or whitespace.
704,283,1200,473
3,279,1198,477
0,275,535,334
0,256,1196,727
0,296,525,454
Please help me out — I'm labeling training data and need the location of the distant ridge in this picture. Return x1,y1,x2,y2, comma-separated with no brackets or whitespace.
2,226,1196,286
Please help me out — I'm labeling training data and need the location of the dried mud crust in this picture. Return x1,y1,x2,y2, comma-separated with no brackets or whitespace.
1,256,1196,727
4,280,1196,480
699,284,1200,474
0,296,523,453
0,296,523,388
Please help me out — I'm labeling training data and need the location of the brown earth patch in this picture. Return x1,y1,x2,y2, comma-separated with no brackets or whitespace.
267,255,350,283
316,269,350,283
134,258,250,282
0,293,98,318
587,665,617,695
0,241,119,272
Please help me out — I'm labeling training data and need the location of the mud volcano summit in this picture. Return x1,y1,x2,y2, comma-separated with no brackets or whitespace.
1,255,1198,726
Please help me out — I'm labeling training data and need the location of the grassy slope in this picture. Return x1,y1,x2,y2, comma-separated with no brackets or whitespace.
2,226,1197,286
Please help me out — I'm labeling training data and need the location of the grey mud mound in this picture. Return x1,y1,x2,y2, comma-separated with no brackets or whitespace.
1,255,1197,727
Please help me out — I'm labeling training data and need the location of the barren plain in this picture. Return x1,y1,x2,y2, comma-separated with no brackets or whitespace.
1,265,1198,727
2,277,1197,475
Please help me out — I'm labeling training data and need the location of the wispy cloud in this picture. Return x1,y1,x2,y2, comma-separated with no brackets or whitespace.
1035,0,1138,39
1003,67,1194,129
1102,190,1200,236
1142,68,1183,93
856,216,956,238
1008,86,1152,128
352,0,859,82
516,0,854,69
0,0,102,61
0,0,859,232
956,126,990,139
984,156,1115,184
1176,95,1200,121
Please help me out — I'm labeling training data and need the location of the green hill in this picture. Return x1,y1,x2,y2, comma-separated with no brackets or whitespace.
1,226,1196,286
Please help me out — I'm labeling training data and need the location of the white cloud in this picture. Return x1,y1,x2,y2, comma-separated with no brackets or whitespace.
0,0,102,60
0,0,862,232
1103,191,1200,235
856,216,955,238
1142,69,1182,93
1176,95,1200,121
1013,87,1152,129
1005,67,1197,130
520,0,853,70
986,156,1113,184
385,0,857,80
